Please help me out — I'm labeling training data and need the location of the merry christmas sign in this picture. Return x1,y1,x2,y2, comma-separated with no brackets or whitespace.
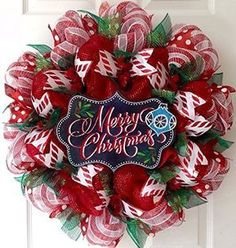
56,93,177,170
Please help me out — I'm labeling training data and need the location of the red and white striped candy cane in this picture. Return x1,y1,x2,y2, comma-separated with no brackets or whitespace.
130,48,156,76
6,131,35,174
31,70,74,117
25,128,66,168
82,208,125,247
193,152,230,196
31,93,54,118
100,2,151,52
74,51,92,84
140,199,183,232
148,62,169,90
50,10,92,66
212,86,234,135
168,24,219,78
25,184,69,213
5,52,37,105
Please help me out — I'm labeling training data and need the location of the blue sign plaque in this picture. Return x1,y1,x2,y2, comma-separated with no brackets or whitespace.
56,93,176,171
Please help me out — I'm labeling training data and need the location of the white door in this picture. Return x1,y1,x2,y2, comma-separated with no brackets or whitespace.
0,1,236,248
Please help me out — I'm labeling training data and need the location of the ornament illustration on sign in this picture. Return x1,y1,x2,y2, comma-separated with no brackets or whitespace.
56,93,177,170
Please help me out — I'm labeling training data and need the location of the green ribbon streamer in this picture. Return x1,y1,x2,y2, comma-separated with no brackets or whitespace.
137,147,156,165
174,132,188,157
19,168,63,197
19,168,46,194
147,14,172,47
57,208,81,241
170,56,204,84
215,137,234,153
11,108,61,133
152,89,176,104
35,54,52,72
58,54,75,70
149,166,180,184
27,44,52,55
166,188,207,213
197,130,234,152
208,72,223,85
113,50,136,59
43,108,61,129
78,10,121,38
127,219,149,248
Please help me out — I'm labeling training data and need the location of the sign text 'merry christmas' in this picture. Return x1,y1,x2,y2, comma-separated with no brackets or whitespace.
68,105,155,159
57,93,176,170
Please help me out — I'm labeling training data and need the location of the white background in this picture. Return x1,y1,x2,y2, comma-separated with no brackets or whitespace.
0,1,236,248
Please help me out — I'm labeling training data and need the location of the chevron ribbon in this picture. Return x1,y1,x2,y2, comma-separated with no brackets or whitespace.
72,164,104,188
174,91,206,120
141,177,166,204
186,115,212,137
176,141,208,186
79,48,169,90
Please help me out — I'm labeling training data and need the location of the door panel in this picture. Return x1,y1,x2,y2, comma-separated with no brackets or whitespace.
1,1,235,247
22,0,97,15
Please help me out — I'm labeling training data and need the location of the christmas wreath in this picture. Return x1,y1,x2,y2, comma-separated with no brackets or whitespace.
4,1,235,247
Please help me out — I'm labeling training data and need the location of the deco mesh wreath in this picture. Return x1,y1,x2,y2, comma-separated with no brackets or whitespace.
4,1,235,247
